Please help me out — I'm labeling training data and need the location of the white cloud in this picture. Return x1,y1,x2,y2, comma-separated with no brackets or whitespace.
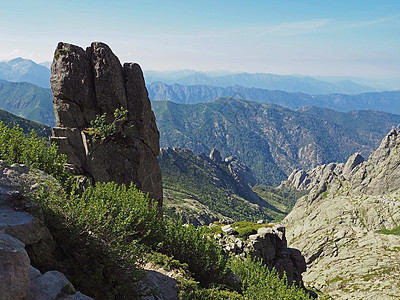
257,18,332,36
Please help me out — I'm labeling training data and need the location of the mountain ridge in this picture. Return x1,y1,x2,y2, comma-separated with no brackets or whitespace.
148,81,400,114
152,97,400,185
144,70,376,94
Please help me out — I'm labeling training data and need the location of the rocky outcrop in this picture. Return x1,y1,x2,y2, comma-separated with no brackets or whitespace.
282,129,400,299
0,161,92,300
214,223,306,286
225,155,257,188
50,42,162,212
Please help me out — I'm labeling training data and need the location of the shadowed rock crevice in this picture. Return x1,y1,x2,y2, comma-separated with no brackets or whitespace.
50,42,162,211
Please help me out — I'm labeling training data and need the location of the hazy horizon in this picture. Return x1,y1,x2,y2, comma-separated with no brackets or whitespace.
1,0,399,88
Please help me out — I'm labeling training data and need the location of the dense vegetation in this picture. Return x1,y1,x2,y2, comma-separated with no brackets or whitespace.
0,122,313,299
152,97,400,186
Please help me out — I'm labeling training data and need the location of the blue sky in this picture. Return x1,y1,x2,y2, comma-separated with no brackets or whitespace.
1,0,399,85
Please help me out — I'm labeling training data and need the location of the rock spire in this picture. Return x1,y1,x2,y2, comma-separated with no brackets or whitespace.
50,42,162,212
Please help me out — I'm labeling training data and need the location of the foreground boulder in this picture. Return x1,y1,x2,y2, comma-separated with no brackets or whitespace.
50,42,162,212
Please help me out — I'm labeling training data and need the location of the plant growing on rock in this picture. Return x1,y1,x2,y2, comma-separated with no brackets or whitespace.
83,107,128,142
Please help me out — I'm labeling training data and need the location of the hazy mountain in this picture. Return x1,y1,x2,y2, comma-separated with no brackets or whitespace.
152,97,400,186
0,79,55,126
148,82,400,114
0,58,51,88
145,70,376,94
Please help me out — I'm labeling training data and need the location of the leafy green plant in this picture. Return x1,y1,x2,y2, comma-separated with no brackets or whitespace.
0,122,69,183
229,256,312,299
160,219,227,286
31,181,162,299
84,107,128,142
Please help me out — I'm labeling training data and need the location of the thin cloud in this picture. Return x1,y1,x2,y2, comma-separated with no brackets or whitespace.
257,18,332,36
345,15,400,28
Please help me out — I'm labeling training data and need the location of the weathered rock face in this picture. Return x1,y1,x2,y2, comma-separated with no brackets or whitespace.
282,129,400,299
50,42,162,211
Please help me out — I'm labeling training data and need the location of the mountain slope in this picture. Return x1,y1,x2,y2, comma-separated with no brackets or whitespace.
282,129,400,299
0,108,51,137
0,79,55,126
0,58,51,88
152,98,400,186
147,82,400,114
144,71,375,94
159,147,302,224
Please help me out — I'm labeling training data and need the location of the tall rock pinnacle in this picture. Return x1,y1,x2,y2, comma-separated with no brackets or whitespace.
50,42,162,213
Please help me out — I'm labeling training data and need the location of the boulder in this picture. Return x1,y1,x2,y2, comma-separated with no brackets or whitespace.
26,270,75,300
0,234,30,300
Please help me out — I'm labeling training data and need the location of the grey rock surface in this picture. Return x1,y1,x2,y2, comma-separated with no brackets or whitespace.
25,270,84,300
0,233,30,300
283,129,400,299
50,42,162,212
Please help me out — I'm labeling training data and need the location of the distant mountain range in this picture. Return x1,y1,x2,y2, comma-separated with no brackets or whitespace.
0,58,51,88
0,79,55,126
148,82,400,114
145,70,377,94
152,98,400,186
0,57,381,94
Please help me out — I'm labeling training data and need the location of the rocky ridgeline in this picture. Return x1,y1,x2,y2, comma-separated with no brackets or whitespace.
0,161,92,299
213,223,306,286
50,42,162,212
282,129,400,299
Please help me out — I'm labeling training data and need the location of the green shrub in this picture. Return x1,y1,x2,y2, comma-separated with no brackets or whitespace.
31,181,161,298
379,225,400,236
178,278,243,300
0,122,68,183
229,256,311,300
161,219,227,286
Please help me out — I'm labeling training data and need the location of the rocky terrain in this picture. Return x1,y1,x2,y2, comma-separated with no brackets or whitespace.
282,129,400,299
0,161,92,299
49,42,162,212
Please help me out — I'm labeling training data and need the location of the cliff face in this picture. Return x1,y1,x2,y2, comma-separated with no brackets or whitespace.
50,42,162,211
282,129,400,299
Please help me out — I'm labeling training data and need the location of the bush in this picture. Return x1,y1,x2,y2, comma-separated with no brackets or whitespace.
160,219,227,286
32,181,162,298
229,256,311,300
0,122,68,183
